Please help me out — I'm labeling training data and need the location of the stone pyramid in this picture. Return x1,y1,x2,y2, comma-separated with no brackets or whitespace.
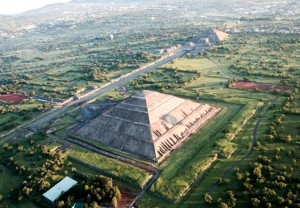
74,90,221,162
209,29,229,42
195,29,229,46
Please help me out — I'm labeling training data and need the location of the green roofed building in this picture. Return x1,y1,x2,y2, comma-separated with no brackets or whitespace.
42,176,78,205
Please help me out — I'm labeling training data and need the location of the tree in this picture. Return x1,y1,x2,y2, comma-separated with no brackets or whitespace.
2,143,10,150
17,145,24,152
252,197,261,207
90,201,100,208
219,202,229,208
236,172,243,180
18,195,24,201
84,184,89,191
286,135,292,143
278,196,285,205
268,134,274,141
265,202,272,208
40,145,49,155
263,187,276,197
57,200,65,208
114,186,121,200
204,193,213,204
253,163,263,178
111,196,118,208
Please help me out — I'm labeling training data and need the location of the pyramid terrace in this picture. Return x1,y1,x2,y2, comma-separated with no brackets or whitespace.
74,90,221,163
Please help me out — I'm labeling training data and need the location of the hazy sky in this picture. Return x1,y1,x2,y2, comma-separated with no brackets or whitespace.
0,0,71,15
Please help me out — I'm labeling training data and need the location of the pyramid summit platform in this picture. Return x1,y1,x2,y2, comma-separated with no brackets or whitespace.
74,90,221,162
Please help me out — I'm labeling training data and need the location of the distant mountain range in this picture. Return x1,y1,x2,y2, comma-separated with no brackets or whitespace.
0,0,298,33
0,0,151,31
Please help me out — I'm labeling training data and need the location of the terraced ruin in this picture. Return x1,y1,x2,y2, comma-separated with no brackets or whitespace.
74,90,221,162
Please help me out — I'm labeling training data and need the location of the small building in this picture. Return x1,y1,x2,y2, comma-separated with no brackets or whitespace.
43,176,78,205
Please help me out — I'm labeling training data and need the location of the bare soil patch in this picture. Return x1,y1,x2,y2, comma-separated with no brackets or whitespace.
118,187,139,208
232,81,293,92
0,94,28,104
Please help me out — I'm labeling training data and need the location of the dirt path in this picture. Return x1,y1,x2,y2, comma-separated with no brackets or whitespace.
206,47,255,80
200,97,278,207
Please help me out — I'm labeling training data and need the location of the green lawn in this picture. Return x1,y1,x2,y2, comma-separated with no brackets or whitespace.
137,95,287,207
69,149,151,189
136,64,283,205
149,101,243,201
0,165,41,208
277,114,300,141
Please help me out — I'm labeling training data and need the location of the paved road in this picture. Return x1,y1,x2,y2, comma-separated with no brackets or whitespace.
27,50,187,130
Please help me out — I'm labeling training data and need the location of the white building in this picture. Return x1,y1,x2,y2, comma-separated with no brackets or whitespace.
43,176,78,205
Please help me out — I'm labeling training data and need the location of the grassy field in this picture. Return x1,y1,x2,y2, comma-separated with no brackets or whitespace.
69,158,140,193
0,133,148,207
149,101,243,201
0,99,49,134
69,148,151,189
200,94,300,208
277,114,300,140
137,32,300,207
223,34,300,84
0,165,24,204
27,95,154,189
1,22,300,208
0,134,64,207
180,101,274,207
137,95,287,207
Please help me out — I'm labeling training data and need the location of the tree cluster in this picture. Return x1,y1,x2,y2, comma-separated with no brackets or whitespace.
56,175,121,208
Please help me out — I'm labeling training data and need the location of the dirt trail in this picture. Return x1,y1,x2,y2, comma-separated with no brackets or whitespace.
200,97,278,208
